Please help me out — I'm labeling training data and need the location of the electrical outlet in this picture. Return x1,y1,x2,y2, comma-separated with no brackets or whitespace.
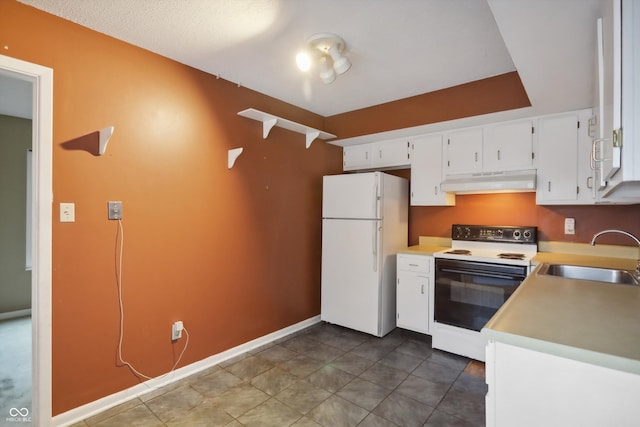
172,321,183,341
564,218,575,235
108,201,122,220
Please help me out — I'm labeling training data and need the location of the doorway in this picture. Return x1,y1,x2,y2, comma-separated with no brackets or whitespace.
0,54,53,427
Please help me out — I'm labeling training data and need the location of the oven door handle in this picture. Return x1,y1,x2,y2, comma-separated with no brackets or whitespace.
438,267,524,282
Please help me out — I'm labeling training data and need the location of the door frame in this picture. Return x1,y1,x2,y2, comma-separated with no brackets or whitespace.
0,54,53,426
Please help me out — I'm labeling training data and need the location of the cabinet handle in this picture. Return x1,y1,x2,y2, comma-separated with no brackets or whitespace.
548,181,551,192
365,152,368,160
409,263,419,267
497,150,501,161
591,138,608,170
475,152,478,162
587,176,593,189
434,186,438,195
379,149,382,159
421,285,424,294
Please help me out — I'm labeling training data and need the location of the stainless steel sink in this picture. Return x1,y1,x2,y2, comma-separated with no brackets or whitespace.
537,263,640,286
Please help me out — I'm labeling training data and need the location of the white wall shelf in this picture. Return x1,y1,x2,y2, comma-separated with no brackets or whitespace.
238,108,336,148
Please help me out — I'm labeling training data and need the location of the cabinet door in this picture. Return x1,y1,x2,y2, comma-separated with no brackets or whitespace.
487,341,640,427
536,114,579,204
397,274,429,334
343,144,373,171
373,139,411,168
594,0,622,186
410,134,455,206
484,120,534,172
445,128,483,174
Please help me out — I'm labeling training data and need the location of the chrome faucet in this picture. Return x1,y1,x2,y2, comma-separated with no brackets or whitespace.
590,229,640,275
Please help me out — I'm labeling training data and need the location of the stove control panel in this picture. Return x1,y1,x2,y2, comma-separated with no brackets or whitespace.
452,224,537,244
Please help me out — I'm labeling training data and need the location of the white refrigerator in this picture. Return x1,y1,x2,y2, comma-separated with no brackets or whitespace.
321,172,408,337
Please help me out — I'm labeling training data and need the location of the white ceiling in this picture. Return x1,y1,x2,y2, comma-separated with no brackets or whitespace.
6,0,603,120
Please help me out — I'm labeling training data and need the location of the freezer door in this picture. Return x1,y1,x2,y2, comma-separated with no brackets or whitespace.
321,218,382,336
322,172,380,219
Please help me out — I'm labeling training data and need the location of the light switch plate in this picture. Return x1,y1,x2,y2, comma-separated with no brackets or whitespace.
108,201,122,220
564,218,575,235
60,203,75,223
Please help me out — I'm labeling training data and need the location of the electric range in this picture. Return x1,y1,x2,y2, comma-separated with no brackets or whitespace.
431,224,538,361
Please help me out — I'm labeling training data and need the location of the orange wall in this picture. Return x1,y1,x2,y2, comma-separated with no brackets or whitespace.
409,191,640,246
325,71,531,139
3,0,639,418
1,1,343,415
387,169,640,247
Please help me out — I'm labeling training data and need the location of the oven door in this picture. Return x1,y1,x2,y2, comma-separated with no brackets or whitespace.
434,258,528,332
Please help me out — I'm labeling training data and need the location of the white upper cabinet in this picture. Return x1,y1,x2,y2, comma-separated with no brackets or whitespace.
444,122,534,176
536,114,579,203
343,139,410,171
343,144,373,171
536,110,594,205
444,127,483,174
373,139,411,169
593,0,621,188
410,134,455,206
483,120,535,172
595,0,640,202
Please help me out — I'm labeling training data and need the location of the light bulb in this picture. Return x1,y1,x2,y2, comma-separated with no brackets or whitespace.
296,51,311,72
318,56,336,84
328,46,351,75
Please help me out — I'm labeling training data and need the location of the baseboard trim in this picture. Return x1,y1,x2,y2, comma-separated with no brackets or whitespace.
51,315,321,427
0,308,32,321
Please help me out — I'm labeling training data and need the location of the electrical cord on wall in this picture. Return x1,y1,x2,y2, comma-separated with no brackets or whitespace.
115,218,189,381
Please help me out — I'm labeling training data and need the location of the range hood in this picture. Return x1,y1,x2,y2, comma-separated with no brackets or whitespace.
440,169,537,194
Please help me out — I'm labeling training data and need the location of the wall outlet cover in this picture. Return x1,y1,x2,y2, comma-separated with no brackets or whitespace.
564,218,575,235
108,201,122,220
60,202,75,223
172,321,183,341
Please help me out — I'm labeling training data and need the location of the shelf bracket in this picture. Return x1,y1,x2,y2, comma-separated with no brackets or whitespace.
227,147,244,169
98,126,114,155
262,118,277,139
305,130,320,149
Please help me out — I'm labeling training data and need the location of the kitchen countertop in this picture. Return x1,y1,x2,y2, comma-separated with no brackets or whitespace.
398,244,448,256
483,254,640,375
398,236,451,256
401,236,640,374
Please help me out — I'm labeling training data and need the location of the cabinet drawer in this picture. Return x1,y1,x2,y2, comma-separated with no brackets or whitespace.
397,255,430,273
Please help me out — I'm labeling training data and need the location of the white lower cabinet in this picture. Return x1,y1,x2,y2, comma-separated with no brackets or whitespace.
485,340,640,427
396,254,432,334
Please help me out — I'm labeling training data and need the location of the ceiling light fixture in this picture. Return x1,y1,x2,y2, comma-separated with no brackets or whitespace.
297,33,351,84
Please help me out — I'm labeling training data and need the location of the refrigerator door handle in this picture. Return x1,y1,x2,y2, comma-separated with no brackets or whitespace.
372,222,378,272
372,174,379,218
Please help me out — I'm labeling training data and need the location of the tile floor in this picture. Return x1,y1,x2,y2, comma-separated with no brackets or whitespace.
71,323,486,427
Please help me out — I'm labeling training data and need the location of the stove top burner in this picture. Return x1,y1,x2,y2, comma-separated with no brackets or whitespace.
444,249,472,255
497,253,526,260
